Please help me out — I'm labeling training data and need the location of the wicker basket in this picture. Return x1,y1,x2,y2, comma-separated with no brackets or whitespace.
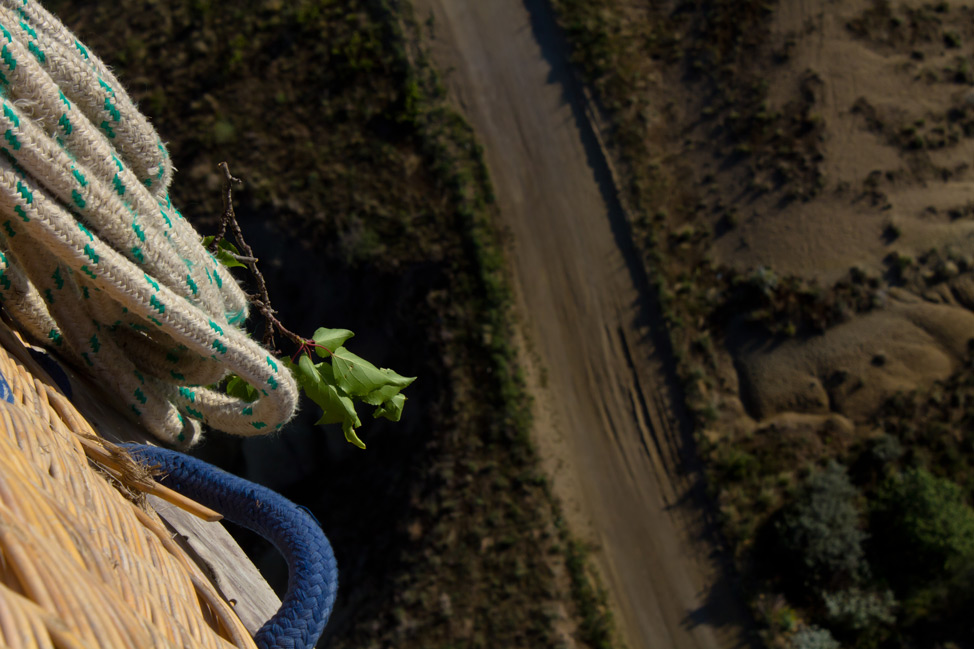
0,321,259,649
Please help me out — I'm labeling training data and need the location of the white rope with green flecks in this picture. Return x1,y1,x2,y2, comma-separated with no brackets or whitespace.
0,0,298,447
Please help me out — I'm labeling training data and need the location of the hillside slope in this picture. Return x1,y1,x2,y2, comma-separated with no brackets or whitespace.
548,0,974,646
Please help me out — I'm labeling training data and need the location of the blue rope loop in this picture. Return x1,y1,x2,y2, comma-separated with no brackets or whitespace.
122,444,338,649
0,366,12,404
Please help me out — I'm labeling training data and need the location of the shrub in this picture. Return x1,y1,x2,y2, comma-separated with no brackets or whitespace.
870,435,903,464
750,266,780,297
776,461,866,585
823,587,896,631
871,468,974,585
790,625,840,649
716,446,759,481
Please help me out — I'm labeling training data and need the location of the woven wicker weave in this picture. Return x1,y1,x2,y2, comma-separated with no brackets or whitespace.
0,322,259,649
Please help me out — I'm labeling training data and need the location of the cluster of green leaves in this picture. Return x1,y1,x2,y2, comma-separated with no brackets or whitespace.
223,326,414,448
221,326,414,448
204,233,415,448
285,327,415,449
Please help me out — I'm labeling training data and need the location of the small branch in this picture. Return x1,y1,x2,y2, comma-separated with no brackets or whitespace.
228,253,258,264
213,162,308,354
210,162,238,249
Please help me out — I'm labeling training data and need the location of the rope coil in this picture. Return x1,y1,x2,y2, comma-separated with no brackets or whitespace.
0,0,298,446
125,443,339,649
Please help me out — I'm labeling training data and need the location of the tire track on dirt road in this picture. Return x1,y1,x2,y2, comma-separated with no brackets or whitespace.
412,2,752,647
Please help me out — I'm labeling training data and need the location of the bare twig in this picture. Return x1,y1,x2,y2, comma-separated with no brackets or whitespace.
209,163,237,249
210,162,308,354
228,253,258,264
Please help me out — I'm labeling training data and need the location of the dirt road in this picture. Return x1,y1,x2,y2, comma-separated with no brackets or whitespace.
413,1,750,648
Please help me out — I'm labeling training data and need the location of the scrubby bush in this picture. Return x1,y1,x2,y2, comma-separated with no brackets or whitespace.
790,625,841,649
750,265,780,297
871,468,974,585
776,461,866,586
823,587,896,631
870,434,903,464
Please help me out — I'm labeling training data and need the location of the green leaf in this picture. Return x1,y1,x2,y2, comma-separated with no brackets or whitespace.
225,374,258,402
374,393,406,422
331,346,415,402
312,327,355,357
289,353,318,387
340,419,367,449
201,236,247,268
287,355,365,448
309,374,360,429
285,336,413,450
361,382,405,406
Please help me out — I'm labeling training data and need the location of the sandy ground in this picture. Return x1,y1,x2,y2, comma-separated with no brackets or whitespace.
709,0,974,285
412,2,750,647
687,0,974,428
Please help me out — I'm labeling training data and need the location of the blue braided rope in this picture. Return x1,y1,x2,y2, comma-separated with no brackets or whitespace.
122,444,338,649
0,365,12,404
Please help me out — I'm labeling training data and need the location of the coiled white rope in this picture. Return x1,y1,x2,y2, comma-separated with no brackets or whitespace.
0,0,298,447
